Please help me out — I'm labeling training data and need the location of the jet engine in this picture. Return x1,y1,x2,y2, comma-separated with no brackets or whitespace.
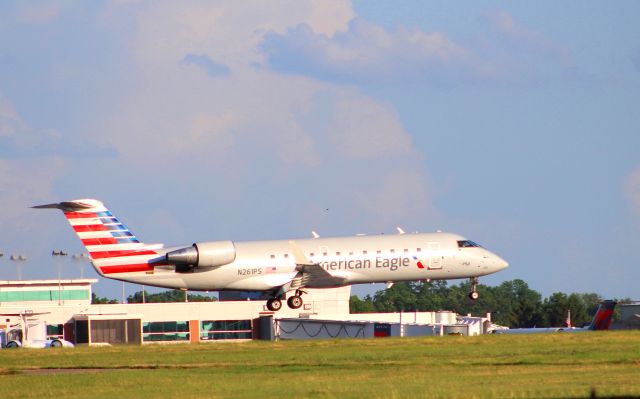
165,241,236,270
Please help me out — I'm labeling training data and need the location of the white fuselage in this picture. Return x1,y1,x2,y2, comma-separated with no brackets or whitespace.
101,232,508,292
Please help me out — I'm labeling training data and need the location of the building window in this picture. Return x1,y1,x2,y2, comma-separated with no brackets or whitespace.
200,320,252,340
143,321,190,342
46,324,64,340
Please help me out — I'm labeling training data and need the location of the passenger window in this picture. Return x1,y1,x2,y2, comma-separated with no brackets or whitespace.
390,249,395,253
284,254,289,258
404,249,409,253
336,251,341,256
416,248,421,252
363,250,368,254
270,254,275,259
376,250,381,254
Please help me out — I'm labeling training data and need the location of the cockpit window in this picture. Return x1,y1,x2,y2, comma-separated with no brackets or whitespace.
457,240,482,248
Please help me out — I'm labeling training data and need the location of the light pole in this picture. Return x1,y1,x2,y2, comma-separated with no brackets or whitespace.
72,253,89,278
52,250,68,305
9,254,27,280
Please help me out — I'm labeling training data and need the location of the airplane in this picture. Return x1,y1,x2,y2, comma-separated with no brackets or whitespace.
34,199,509,311
491,300,617,334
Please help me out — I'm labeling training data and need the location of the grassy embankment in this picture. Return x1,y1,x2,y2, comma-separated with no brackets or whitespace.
0,331,638,398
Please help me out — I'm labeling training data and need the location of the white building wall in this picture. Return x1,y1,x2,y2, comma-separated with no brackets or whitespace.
0,283,351,328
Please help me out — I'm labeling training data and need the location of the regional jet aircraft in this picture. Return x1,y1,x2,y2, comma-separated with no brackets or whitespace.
34,199,508,311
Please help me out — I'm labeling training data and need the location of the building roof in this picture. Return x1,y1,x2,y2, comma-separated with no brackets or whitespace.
0,279,98,288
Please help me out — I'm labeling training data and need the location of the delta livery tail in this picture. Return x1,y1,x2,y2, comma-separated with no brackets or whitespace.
587,300,617,331
493,300,618,334
33,199,164,276
35,198,508,311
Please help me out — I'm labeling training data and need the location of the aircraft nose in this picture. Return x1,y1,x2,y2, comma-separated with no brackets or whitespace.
483,251,508,272
494,256,509,271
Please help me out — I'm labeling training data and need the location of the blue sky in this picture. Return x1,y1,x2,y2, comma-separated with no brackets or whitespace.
0,1,638,300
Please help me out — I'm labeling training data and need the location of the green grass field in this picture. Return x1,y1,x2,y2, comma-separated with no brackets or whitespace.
0,331,638,398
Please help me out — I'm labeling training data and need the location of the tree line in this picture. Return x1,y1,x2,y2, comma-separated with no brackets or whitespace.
350,279,631,328
91,279,629,328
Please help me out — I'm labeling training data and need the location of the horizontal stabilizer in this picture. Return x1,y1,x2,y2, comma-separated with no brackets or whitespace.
32,201,95,211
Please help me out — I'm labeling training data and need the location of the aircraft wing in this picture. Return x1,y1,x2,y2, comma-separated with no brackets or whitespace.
288,241,346,288
295,263,346,287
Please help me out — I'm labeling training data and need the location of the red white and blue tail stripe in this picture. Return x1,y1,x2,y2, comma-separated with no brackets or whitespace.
33,199,161,275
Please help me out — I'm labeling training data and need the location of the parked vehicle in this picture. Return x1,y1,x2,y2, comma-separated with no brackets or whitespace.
0,313,74,349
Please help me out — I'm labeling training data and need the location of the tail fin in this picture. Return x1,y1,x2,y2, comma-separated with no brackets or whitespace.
33,199,159,275
587,300,617,331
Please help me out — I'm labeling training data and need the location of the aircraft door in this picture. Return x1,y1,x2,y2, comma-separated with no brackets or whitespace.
427,242,443,269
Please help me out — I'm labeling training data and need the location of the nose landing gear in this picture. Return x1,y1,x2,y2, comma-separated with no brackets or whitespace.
468,277,479,300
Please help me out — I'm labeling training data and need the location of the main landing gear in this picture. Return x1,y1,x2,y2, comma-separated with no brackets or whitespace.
266,290,305,311
266,297,282,311
468,277,479,300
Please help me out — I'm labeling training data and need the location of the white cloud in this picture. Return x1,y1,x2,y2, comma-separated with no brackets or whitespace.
0,94,67,228
125,0,353,75
305,0,354,37
259,10,572,84
0,92,115,159
482,10,573,68
328,95,412,159
355,170,435,228
0,158,66,228
84,1,436,227
260,18,471,83
0,95,26,137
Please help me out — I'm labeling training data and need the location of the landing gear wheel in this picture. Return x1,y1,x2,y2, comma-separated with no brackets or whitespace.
50,340,63,348
266,298,282,311
6,341,19,348
468,277,479,301
287,295,303,309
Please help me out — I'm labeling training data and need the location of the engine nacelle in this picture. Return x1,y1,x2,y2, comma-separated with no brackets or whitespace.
165,240,236,268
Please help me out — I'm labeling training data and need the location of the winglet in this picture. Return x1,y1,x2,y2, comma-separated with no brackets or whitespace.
396,227,405,235
288,240,312,266
311,231,320,239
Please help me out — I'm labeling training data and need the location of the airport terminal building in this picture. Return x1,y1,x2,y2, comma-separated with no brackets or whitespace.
0,279,493,346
